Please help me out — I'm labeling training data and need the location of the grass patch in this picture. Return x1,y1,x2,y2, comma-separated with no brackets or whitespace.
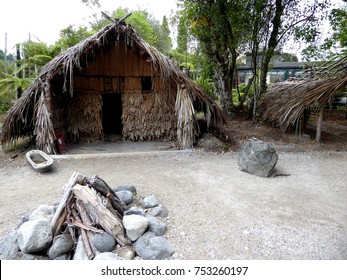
2,137,32,153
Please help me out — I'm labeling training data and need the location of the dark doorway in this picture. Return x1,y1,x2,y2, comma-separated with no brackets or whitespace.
102,93,123,135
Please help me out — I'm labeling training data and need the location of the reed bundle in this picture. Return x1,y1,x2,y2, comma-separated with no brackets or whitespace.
66,92,103,142
34,94,56,153
176,85,196,148
122,90,176,141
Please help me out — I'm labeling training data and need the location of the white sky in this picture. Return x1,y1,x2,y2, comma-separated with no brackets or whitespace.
0,0,344,58
0,0,178,54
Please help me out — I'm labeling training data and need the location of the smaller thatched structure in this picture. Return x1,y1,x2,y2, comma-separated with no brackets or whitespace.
260,56,347,141
1,18,224,154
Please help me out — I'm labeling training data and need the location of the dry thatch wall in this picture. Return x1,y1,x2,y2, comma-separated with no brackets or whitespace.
122,89,177,141
34,94,56,154
176,85,196,148
66,92,103,142
260,75,347,132
260,55,347,134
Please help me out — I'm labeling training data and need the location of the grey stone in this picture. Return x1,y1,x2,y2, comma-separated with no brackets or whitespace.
17,219,53,254
0,231,20,259
114,185,137,194
116,190,133,205
29,204,56,222
54,254,70,260
134,232,175,260
123,215,149,241
238,139,278,177
124,207,145,216
47,234,74,259
139,195,159,208
94,252,123,260
9,252,50,260
146,205,169,218
91,231,116,252
114,245,135,260
146,216,167,236
73,236,89,260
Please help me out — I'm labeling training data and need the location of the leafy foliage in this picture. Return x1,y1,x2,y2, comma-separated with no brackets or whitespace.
0,65,33,112
309,1,347,58
56,25,95,50
91,8,172,54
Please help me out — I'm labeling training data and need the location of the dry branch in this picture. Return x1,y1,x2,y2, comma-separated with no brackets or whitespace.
72,183,127,246
51,172,85,236
87,175,128,216
71,208,95,259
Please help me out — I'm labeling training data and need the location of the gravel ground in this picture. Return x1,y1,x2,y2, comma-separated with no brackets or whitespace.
0,144,346,260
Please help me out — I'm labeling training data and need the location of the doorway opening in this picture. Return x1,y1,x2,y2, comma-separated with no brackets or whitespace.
102,93,123,137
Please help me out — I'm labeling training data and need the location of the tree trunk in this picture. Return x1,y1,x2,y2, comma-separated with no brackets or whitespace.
259,0,284,97
216,70,233,113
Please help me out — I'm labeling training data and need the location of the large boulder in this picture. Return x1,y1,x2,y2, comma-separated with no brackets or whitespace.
238,139,278,177
0,231,20,259
17,219,53,254
146,216,167,236
91,231,116,252
133,232,174,260
47,234,74,259
139,195,159,208
115,190,134,205
123,215,149,241
29,204,56,222
146,205,169,218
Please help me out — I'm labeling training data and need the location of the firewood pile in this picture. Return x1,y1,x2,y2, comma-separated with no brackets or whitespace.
2,171,175,260
50,172,129,259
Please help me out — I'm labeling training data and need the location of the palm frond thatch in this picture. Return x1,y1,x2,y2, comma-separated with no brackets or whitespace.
1,20,225,153
260,56,347,132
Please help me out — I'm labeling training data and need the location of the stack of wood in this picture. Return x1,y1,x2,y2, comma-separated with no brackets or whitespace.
50,172,129,259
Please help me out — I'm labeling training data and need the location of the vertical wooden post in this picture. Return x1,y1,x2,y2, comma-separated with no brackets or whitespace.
315,106,324,143
16,44,22,99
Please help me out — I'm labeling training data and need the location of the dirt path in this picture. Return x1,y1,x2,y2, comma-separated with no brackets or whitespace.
0,145,346,259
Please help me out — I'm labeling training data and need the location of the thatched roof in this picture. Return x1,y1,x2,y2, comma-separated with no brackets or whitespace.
260,56,347,132
1,20,224,153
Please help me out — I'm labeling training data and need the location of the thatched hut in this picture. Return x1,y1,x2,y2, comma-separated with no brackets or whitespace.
260,56,347,142
1,20,224,154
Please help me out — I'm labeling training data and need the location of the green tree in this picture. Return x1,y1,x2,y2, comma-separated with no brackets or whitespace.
177,0,331,115
157,16,172,55
0,64,33,112
310,0,347,58
177,0,250,113
176,16,189,54
242,0,330,118
91,8,171,53
0,39,55,111
56,25,94,50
